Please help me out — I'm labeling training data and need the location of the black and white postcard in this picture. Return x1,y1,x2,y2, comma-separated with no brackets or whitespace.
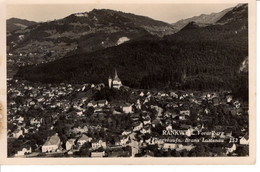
0,0,256,165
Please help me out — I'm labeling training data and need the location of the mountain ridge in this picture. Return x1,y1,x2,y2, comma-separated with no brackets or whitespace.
7,17,37,33
172,7,233,30
7,8,176,69
15,4,248,94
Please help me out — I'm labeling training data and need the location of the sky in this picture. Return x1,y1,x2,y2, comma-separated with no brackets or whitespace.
7,3,238,23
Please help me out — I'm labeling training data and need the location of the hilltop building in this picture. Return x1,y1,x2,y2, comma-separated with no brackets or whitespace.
108,69,123,89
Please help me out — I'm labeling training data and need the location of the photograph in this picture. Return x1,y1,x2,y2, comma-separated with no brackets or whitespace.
0,0,256,165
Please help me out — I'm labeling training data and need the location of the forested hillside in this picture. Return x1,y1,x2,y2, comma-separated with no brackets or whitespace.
15,4,248,100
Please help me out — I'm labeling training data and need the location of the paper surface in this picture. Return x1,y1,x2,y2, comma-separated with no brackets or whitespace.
0,0,256,165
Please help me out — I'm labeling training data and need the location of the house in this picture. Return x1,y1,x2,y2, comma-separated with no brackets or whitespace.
226,144,237,154
133,122,143,131
152,119,161,128
186,128,194,137
30,118,42,125
91,151,105,158
143,118,151,125
140,125,151,134
179,115,186,120
240,134,249,145
136,99,142,109
122,103,133,113
97,100,108,107
180,110,190,116
77,134,92,146
13,129,23,138
15,145,32,157
233,101,241,109
8,100,16,106
166,124,172,131
66,139,76,150
113,110,122,115
170,92,178,98
76,110,83,116
92,139,107,150
120,136,129,145
226,95,233,103
204,108,210,114
122,130,131,136
150,105,163,117
87,101,97,108
17,116,24,123
42,134,61,153
114,137,121,146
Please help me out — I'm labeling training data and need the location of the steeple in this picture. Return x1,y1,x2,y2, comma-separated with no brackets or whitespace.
114,69,118,79
114,69,120,81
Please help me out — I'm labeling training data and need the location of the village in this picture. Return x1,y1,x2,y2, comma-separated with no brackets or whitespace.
7,70,249,157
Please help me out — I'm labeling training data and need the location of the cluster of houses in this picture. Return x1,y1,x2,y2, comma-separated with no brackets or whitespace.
7,39,77,67
8,78,249,157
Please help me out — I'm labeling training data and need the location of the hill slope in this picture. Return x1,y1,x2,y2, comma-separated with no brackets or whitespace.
7,9,176,65
15,4,248,96
7,18,37,33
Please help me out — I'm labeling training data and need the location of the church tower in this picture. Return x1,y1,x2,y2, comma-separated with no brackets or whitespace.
112,69,122,89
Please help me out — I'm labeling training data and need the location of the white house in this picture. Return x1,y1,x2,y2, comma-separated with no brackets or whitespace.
15,146,32,157
91,151,105,158
140,125,151,134
120,136,129,145
180,110,190,116
17,116,24,123
133,122,143,131
42,134,61,153
136,99,141,109
226,95,233,103
226,144,237,154
66,139,76,150
143,119,151,125
166,124,173,131
92,140,107,150
122,130,131,136
13,129,23,138
240,135,249,145
77,134,92,146
122,103,133,114
186,128,194,137
76,110,83,116
97,100,108,107
87,101,97,108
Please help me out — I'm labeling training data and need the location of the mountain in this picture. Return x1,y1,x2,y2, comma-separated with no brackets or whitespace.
16,4,248,95
7,9,176,67
217,3,248,24
172,7,232,30
7,18,37,33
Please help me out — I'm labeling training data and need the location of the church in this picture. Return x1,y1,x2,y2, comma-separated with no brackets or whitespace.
108,69,123,89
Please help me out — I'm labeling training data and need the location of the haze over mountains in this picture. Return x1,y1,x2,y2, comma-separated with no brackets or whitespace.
8,4,248,99
171,7,233,30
